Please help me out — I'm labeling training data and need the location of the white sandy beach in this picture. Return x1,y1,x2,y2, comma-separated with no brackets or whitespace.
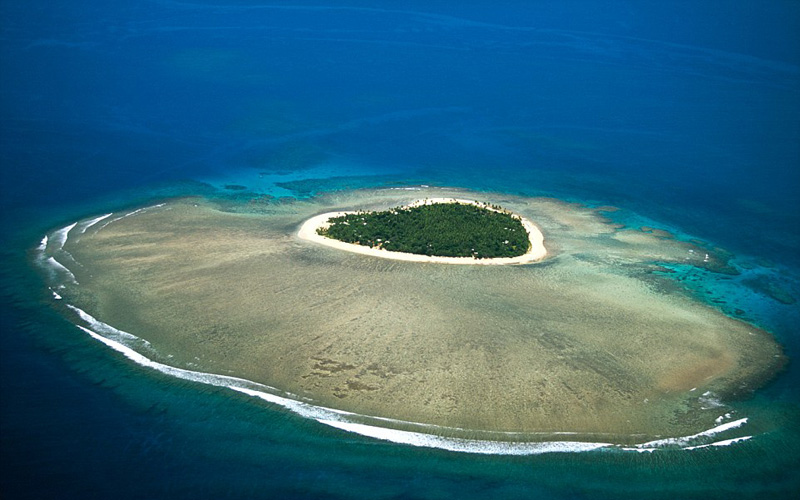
297,198,547,265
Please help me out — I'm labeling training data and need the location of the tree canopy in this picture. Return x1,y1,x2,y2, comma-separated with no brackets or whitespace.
317,202,531,258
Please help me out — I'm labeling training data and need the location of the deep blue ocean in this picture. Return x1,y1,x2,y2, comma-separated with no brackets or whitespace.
2,1,799,498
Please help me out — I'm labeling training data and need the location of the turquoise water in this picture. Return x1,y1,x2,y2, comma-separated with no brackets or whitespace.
2,1,799,498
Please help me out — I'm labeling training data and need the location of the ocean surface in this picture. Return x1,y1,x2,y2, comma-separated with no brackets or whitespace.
2,1,799,498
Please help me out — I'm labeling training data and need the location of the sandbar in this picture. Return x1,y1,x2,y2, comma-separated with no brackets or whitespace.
298,198,547,265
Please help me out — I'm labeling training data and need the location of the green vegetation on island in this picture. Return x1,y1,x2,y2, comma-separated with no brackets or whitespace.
317,202,531,258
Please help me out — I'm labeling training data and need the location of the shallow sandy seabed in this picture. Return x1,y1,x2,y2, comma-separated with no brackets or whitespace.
51,187,785,442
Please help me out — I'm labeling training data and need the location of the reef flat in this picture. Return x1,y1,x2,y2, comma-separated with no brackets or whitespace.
44,187,785,444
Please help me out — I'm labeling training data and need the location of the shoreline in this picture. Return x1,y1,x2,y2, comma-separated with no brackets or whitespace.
297,198,547,265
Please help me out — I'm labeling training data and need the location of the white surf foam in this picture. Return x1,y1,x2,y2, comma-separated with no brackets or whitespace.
76,325,262,388
715,412,732,424
66,304,147,345
45,257,77,284
78,213,113,234
97,204,166,232
51,222,77,251
684,436,752,450
228,387,354,422
37,223,83,285
318,419,613,455
699,391,725,409
230,387,612,454
634,418,749,449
